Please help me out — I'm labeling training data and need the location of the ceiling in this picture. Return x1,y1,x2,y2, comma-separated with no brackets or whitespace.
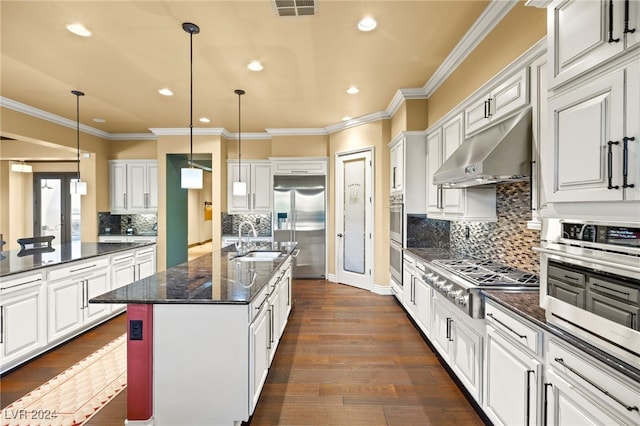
1,0,493,138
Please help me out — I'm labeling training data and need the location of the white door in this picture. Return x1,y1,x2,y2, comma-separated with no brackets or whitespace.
335,149,373,290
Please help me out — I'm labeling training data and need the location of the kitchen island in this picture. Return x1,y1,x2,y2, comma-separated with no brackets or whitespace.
90,242,297,426
0,241,156,374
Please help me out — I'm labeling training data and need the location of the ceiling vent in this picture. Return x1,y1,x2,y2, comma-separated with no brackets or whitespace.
273,0,317,17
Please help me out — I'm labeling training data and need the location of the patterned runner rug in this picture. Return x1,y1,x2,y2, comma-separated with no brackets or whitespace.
1,334,127,426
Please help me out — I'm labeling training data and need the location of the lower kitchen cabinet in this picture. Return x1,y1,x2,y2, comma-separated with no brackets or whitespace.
545,338,640,426
250,292,269,412
47,258,111,343
431,292,483,402
484,326,542,426
0,272,46,369
402,253,431,335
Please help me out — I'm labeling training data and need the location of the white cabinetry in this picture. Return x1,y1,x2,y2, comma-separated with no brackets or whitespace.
483,300,543,426
545,338,640,425
110,245,155,309
431,291,483,402
109,160,158,213
547,0,640,88
47,257,110,343
249,287,269,412
388,132,427,213
402,253,431,336
464,68,529,136
426,115,497,221
99,236,157,244
546,64,639,204
271,157,327,175
227,160,272,213
0,272,46,371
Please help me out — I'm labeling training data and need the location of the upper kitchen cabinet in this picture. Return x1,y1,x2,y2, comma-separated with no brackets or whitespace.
547,0,640,88
426,114,497,221
464,68,529,137
388,131,427,214
545,60,639,204
271,158,327,175
227,160,272,214
109,160,158,214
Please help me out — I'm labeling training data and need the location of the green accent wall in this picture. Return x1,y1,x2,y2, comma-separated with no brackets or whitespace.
165,155,188,268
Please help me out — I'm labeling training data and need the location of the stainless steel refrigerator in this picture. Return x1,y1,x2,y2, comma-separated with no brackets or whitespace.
273,175,326,279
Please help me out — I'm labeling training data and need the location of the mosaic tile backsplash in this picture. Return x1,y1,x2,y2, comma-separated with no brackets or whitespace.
406,214,450,249
449,181,540,274
221,213,272,237
98,213,158,236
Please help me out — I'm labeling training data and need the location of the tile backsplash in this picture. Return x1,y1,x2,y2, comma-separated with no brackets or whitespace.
450,181,539,274
406,214,450,249
221,213,272,237
98,212,158,235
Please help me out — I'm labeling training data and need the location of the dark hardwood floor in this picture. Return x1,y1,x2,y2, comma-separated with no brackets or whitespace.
1,280,486,425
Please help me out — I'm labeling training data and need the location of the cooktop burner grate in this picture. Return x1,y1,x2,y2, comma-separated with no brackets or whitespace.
432,258,539,287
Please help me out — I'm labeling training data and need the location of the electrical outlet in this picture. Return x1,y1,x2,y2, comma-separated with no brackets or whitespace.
130,320,143,340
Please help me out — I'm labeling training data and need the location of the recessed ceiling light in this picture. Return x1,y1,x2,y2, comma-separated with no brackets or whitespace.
66,23,92,37
346,86,359,94
199,117,210,123
342,116,352,121
358,17,377,32
93,118,106,123
158,88,173,96
247,60,264,72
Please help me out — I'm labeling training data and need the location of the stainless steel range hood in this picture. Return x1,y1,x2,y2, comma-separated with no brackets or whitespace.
433,108,532,188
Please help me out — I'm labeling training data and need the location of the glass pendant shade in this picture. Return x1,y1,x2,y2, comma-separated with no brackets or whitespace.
232,181,247,196
181,167,203,189
70,179,87,195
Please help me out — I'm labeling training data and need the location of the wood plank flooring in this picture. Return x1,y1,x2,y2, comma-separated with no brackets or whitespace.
1,280,487,425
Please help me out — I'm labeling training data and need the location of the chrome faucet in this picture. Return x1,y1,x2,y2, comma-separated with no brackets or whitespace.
237,221,258,254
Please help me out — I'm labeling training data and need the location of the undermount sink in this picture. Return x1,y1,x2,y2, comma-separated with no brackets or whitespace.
234,251,282,262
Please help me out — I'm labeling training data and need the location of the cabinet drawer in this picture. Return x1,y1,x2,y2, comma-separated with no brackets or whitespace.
0,271,44,291
403,253,416,266
48,257,110,282
111,251,135,264
484,300,540,355
548,339,640,421
249,284,269,322
549,264,585,285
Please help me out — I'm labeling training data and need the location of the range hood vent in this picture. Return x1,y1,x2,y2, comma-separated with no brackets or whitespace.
433,108,532,188
273,0,317,16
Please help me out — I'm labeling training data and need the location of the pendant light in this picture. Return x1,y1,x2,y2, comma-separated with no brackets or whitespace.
232,89,247,196
70,90,87,195
180,22,203,189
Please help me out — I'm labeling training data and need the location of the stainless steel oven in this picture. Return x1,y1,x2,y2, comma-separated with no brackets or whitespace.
390,240,403,286
389,194,403,245
536,218,640,366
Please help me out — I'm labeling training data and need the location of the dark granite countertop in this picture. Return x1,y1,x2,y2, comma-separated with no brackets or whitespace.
89,241,297,305
0,242,155,278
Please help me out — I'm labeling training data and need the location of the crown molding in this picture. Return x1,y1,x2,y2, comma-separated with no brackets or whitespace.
108,133,157,141
265,128,328,136
386,88,428,117
149,127,226,136
422,0,519,97
325,111,390,134
225,132,272,140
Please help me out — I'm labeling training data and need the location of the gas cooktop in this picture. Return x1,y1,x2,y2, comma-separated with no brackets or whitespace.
432,258,539,287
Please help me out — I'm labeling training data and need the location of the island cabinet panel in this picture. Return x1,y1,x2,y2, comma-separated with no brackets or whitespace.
153,304,251,426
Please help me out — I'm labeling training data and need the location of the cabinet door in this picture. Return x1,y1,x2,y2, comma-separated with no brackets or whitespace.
48,278,83,342
465,93,492,136
83,268,111,323
390,140,404,193
485,327,541,426
491,69,529,124
250,305,269,413
110,161,128,212
228,162,251,212
426,129,442,214
627,0,640,49
278,274,289,337
147,162,158,210
128,162,148,211
251,162,273,212
546,370,629,425
0,281,45,367
450,316,482,401
624,60,640,200
441,116,463,214
430,295,452,362
548,0,624,87
414,276,431,335
402,263,415,313
268,289,281,363
112,253,135,290
547,68,625,202
136,247,156,279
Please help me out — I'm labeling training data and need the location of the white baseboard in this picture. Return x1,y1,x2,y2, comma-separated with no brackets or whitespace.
327,273,337,282
371,283,393,295
125,417,155,426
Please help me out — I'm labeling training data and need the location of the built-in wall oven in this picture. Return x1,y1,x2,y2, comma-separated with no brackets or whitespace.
389,194,404,287
536,218,640,366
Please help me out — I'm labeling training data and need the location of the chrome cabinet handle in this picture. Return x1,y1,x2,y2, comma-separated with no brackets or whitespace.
71,264,96,273
486,312,527,339
446,317,453,341
81,279,86,310
554,357,639,412
124,193,127,209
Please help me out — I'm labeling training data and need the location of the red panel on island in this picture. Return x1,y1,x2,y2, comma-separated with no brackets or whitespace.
127,304,153,421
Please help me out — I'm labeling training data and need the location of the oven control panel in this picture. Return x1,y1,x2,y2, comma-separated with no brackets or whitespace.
422,264,479,318
562,222,640,248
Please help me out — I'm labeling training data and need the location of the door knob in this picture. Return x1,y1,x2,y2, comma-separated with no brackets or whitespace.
337,233,344,237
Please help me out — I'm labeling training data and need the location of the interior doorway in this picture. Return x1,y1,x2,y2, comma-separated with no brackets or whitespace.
33,172,81,245
335,148,373,290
